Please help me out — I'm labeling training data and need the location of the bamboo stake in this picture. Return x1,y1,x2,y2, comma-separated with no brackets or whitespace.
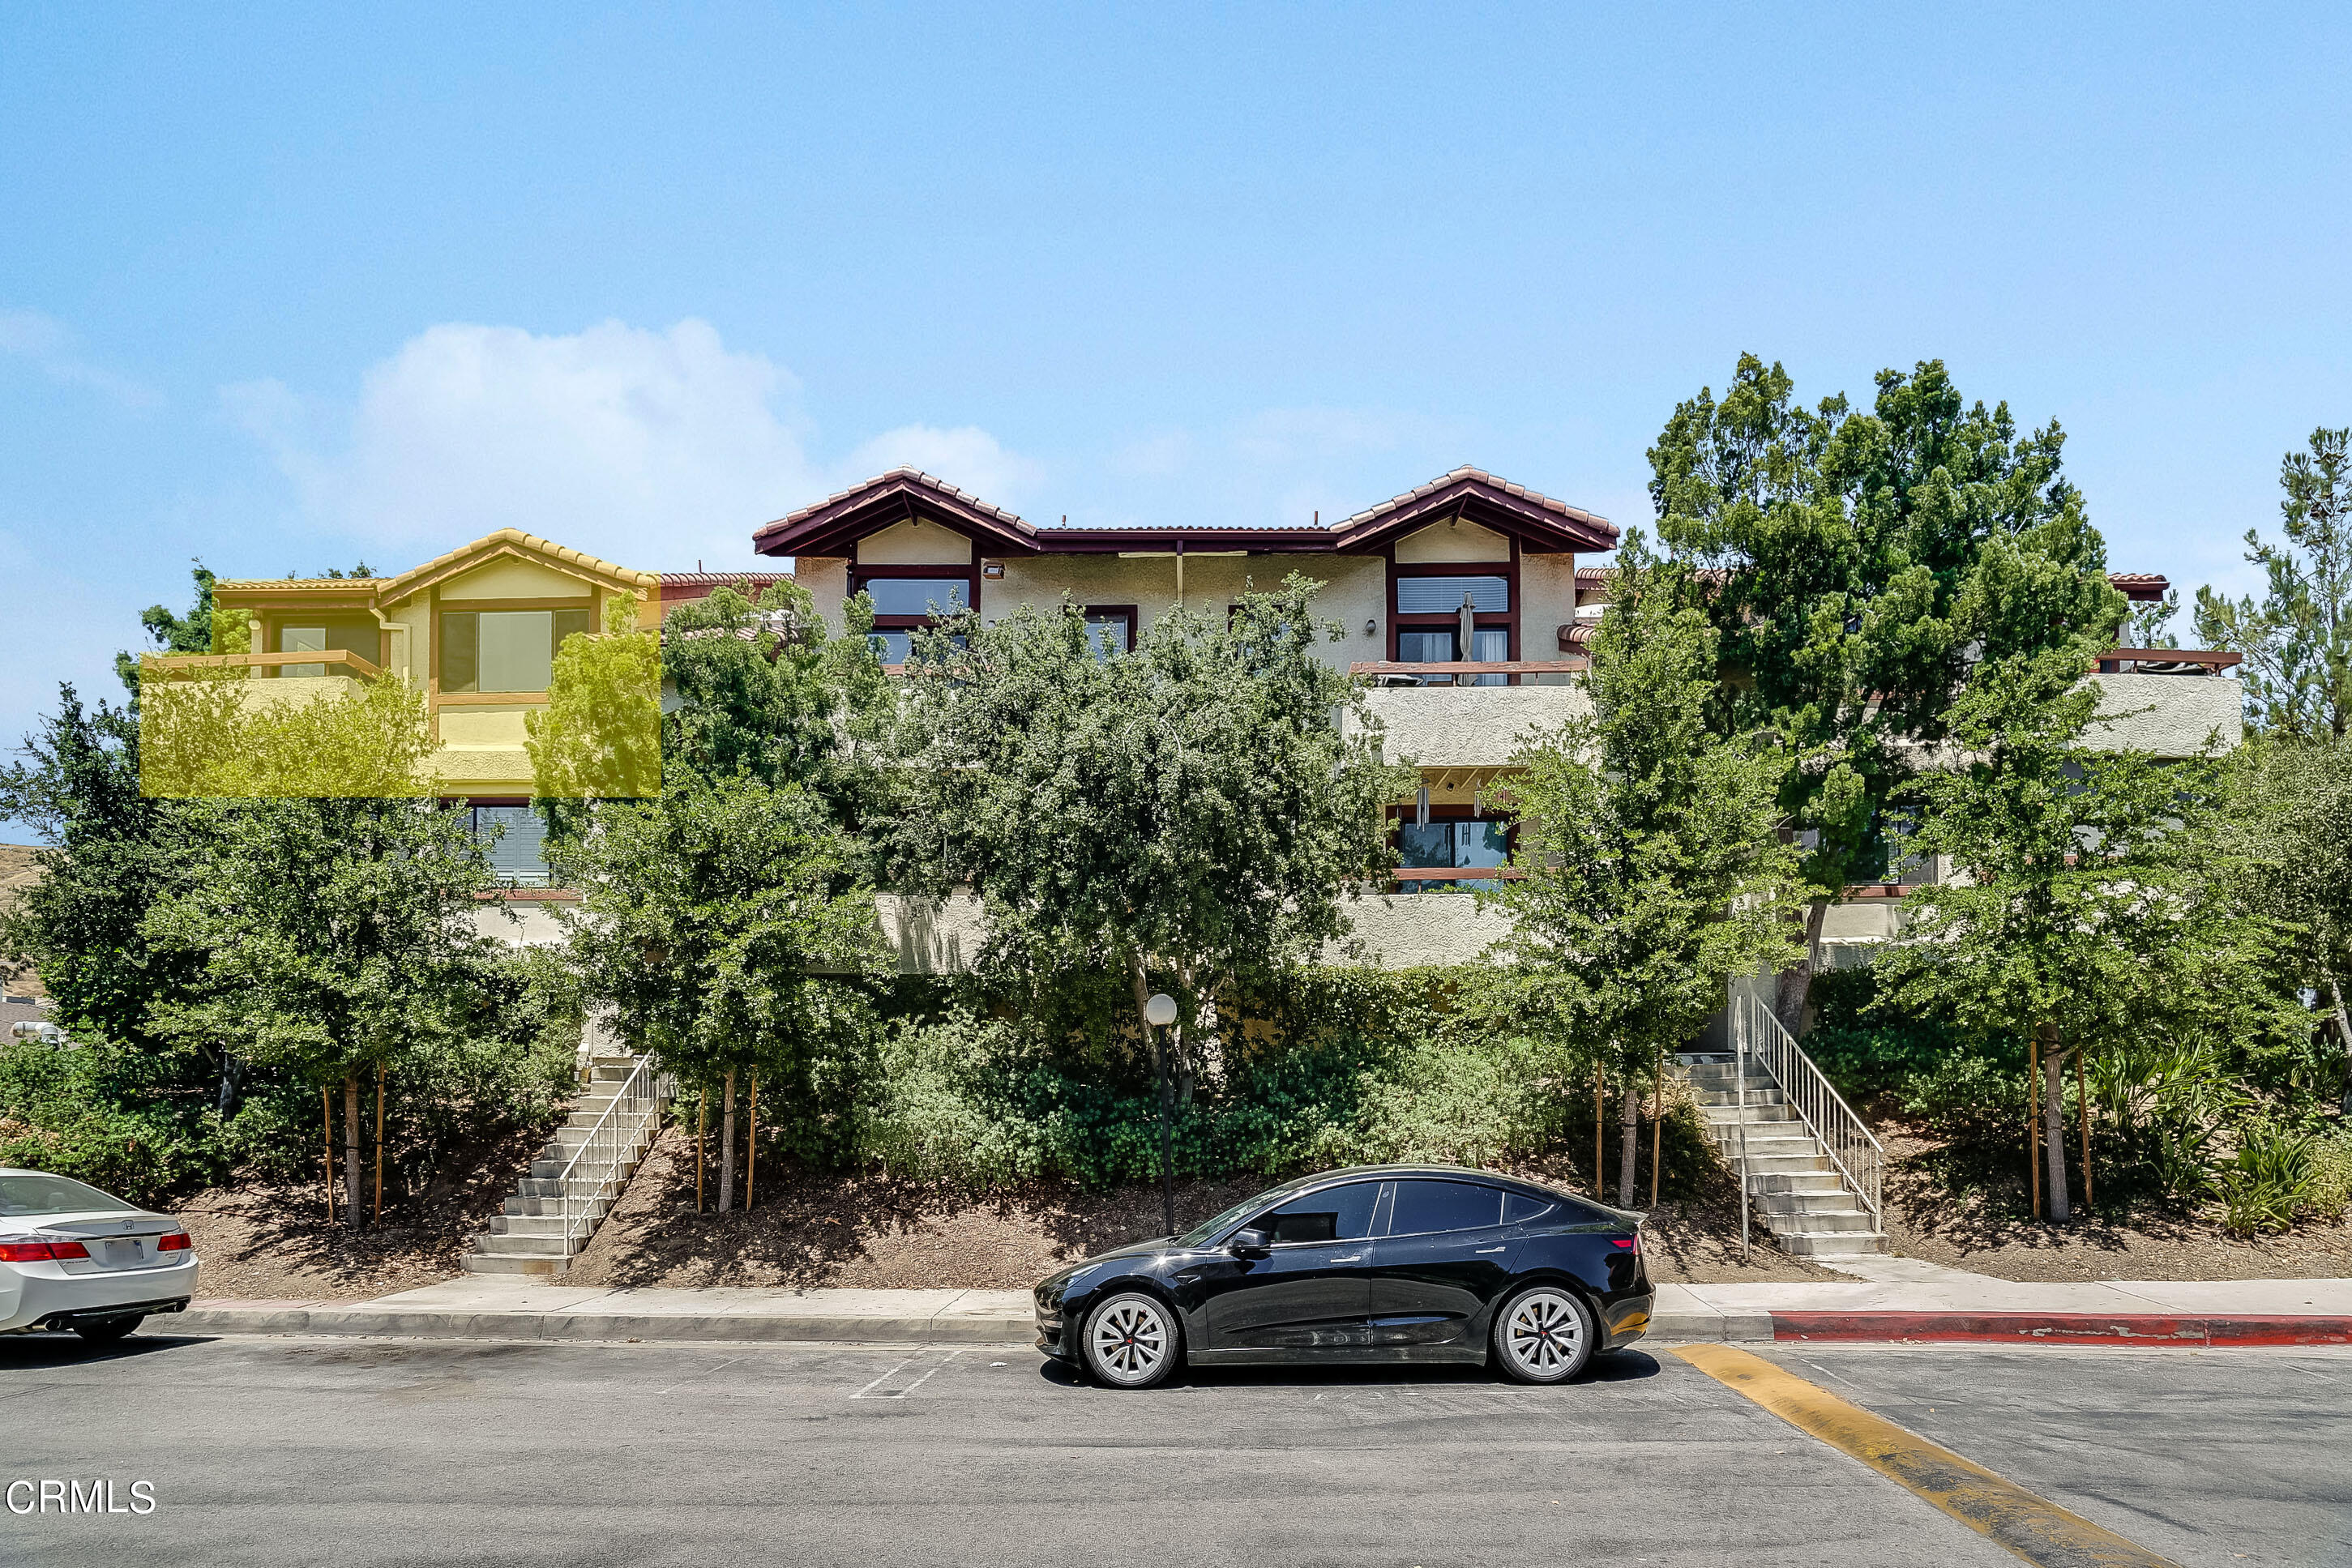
1649,1049,1665,1208
323,1086,337,1224
1593,1064,1604,1197
374,1062,387,1222
2077,1049,2093,1213
2027,1035,2041,1221
746,1075,759,1210
696,1088,708,1213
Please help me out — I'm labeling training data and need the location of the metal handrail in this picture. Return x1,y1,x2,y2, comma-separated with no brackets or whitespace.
553,1054,674,1254
1731,980,1885,1229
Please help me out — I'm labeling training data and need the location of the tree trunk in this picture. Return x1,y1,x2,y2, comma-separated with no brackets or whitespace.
342,1071,364,1227
216,1052,242,1117
2330,974,2352,1116
1617,1076,1640,1208
2040,1027,2070,1224
717,1070,738,1213
1773,899,1831,1036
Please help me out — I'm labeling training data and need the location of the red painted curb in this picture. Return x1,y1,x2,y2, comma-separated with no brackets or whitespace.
1772,1312,2352,1347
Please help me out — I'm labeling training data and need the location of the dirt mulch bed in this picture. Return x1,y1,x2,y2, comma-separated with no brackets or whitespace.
561,1128,1834,1289
173,1122,549,1300
1879,1126,2352,1283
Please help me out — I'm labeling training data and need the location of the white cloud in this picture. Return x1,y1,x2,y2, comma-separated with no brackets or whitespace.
0,308,160,408
225,318,1034,569
840,423,1043,507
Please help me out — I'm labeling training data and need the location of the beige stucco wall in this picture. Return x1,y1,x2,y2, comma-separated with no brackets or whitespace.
981,553,1388,669
1347,683,1592,771
2086,673,2243,757
1520,553,1579,661
797,558,853,635
857,521,974,566
1324,891,1512,968
1395,519,1511,563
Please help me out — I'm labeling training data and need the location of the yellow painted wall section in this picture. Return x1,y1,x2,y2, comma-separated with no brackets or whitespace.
438,557,601,600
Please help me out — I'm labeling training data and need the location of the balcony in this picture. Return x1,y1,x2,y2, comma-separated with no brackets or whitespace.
1344,664,1593,772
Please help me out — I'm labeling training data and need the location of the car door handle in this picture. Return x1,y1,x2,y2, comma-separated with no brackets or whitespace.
1330,1254,1364,1263
1473,1246,1506,1254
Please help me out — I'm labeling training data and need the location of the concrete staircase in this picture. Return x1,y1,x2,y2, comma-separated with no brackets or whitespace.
464,1052,671,1277
1679,1050,1885,1258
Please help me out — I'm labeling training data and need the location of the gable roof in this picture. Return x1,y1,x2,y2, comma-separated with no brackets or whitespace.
213,529,656,606
752,466,1618,559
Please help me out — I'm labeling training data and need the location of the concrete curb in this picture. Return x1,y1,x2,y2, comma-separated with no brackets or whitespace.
1770,1311,2352,1348
169,1305,1035,1344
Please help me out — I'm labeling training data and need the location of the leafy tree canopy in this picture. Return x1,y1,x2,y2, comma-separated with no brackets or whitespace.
883,577,1409,1064
527,593,663,801
2196,425,2352,738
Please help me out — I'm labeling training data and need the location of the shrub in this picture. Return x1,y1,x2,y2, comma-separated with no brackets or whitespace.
0,1040,224,1204
2217,1122,2323,1236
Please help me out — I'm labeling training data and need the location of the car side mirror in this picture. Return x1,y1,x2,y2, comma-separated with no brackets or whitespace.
1228,1227,1270,1255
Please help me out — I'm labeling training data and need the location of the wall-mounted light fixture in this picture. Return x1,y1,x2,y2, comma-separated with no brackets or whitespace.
982,562,1004,579
1364,617,1376,636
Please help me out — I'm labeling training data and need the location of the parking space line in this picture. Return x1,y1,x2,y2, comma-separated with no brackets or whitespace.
894,1348,963,1396
1672,1344,2182,1568
852,1352,927,1399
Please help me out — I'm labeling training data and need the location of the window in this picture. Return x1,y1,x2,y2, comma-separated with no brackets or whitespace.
274,617,382,677
1503,1192,1555,1225
861,578,969,617
440,609,592,694
1396,817,1507,894
1395,575,1509,614
1386,1180,1504,1236
0,1173,137,1216
468,804,552,887
1082,607,1134,660
1257,1181,1380,1244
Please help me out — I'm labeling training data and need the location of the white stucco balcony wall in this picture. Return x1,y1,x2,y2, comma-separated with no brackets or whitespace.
2085,673,2243,757
1345,683,1593,771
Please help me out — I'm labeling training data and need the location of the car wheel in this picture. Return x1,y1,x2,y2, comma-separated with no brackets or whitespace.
1083,1292,1179,1390
1491,1285,1595,1384
72,1316,143,1344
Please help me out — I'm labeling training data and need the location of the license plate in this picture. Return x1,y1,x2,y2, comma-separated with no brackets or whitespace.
105,1238,139,1264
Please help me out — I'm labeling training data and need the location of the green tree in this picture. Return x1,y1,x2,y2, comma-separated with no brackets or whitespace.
1649,355,2125,1030
138,665,435,799
1877,553,2284,1221
2221,735,2352,1107
558,771,887,1209
526,593,663,801
141,797,507,1223
2196,426,2352,738
0,687,209,1066
883,578,1408,1096
1486,536,1802,1204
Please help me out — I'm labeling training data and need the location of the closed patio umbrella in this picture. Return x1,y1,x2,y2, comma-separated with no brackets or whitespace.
1456,593,1477,687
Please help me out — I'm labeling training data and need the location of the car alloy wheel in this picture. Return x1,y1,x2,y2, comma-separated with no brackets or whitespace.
1493,1285,1594,1384
1084,1292,1177,1389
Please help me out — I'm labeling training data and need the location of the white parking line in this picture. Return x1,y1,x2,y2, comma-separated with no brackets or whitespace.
851,1347,965,1400
851,1352,926,1399
894,1348,964,1396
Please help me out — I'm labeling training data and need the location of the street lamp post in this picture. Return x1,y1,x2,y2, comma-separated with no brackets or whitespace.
1144,991,1179,1237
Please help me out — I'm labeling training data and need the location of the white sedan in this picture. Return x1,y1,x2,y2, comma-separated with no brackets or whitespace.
0,1169,199,1342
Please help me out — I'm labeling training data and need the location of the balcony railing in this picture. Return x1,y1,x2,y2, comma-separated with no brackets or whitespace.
146,649,385,680
1352,660,1588,687
2095,647,2242,675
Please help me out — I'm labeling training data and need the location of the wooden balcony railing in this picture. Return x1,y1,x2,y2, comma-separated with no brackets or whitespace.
145,649,385,680
2096,647,2242,674
1353,660,1588,685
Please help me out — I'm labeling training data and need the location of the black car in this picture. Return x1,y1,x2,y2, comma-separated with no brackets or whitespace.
1033,1164,1653,1389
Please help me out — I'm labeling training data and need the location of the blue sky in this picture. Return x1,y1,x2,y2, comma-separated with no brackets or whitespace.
4,4,2348,836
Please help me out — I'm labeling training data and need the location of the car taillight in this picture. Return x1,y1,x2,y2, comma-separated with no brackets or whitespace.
1608,1237,1636,1250
156,1232,191,1253
0,1240,91,1263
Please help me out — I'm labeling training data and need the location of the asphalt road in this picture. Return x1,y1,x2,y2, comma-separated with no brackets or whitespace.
0,1331,2344,1567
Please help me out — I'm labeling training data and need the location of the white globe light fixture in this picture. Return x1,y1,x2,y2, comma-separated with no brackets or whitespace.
1142,991,1181,1236
1144,992,1178,1027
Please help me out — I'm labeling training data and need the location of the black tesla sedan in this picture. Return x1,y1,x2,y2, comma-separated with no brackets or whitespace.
1033,1164,1652,1389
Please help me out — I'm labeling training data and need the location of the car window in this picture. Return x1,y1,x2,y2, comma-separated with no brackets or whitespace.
1503,1191,1556,1224
0,1173,138,1217
1387,1180,1504,1236
1257,1182,1380,1244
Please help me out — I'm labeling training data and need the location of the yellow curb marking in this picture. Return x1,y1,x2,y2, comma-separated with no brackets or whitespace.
1671,1344,2182,1568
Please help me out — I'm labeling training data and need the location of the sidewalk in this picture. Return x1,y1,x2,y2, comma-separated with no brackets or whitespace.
165,1261,2352,1348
